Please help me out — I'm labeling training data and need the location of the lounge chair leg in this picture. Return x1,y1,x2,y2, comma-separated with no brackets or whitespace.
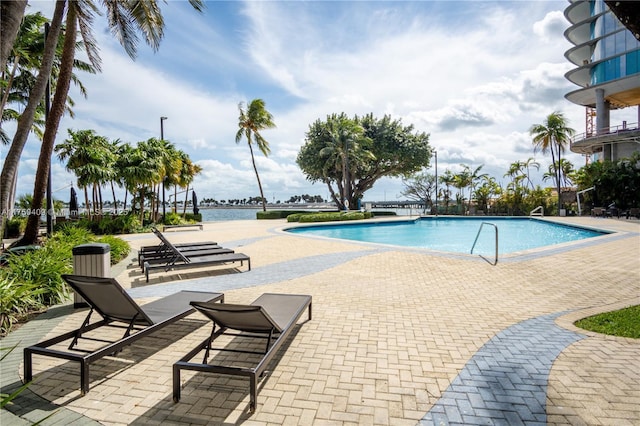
80,360,89,395
173,364,181,402
24,349,33,383
249,373,257,413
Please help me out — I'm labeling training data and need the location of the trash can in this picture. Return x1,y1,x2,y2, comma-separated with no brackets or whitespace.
72,243,111,308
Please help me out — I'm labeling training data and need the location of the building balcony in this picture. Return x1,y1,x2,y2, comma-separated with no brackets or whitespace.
570,121,640,154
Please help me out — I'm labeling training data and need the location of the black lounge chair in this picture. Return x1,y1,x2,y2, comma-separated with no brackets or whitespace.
139,245,234,270
173,293,312,412
142,232,250,282
24,274,224,395
137,240,219,267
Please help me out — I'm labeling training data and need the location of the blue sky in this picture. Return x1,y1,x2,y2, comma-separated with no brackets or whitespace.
9,0,639,204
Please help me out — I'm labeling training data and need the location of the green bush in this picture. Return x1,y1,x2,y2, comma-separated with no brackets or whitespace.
184,213,202,222
0,277,45,336
0,226,131,335
258,210,310,220
164,212,183,225
97,235,131,265
2,246,72,306
3,217,26,238
298,211,370,223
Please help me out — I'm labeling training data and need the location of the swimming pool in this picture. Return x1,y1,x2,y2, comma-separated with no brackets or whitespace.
285,217,610,255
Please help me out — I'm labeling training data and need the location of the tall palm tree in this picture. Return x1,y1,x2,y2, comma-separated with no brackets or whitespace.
235,99,276,212
11,0,204,244
0,1,64,238
530,111,575,214
439,169,455,214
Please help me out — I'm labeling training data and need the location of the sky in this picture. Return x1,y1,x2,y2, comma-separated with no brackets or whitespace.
6,0,639,205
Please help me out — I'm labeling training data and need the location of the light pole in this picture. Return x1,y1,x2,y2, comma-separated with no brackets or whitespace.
160,116,167,222
434,150,438,216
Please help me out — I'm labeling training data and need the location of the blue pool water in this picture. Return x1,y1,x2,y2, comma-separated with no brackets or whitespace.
286,218,609,255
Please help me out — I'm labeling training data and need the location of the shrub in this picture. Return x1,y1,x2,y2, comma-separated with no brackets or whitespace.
97,235,131,265
258,210,311,220
298,211,370,223
0,277,45,336
164,212,183,225
3,217,26,238
2,246,71,306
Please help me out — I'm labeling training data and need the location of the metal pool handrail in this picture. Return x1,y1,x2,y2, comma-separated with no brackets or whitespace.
471,222,498,265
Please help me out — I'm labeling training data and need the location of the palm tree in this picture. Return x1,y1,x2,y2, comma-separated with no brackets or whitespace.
11,0,204,244
235,99,276,212
464,164,487,214
0,1,65,238
175,151,202,216
530,111,575,214
439,169,455,214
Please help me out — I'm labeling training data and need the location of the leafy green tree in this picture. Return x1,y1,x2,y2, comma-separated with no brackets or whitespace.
530,111,575,213
574,153,640,210
298,113,431,210
236,99,276,212
55,129,116,219
473,176,501,214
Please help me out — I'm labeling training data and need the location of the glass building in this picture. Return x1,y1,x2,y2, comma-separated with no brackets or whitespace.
564,0,640,161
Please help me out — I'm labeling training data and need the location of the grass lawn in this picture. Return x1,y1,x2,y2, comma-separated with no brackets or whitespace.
575,305,640,339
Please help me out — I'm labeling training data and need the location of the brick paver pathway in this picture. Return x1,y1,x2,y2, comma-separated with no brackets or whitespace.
1,217,638,425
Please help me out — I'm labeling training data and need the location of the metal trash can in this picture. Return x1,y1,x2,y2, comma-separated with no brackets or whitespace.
72,243,111,308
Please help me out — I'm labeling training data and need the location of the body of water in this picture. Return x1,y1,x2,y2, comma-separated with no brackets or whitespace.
199,208,262,221
285,217,609,255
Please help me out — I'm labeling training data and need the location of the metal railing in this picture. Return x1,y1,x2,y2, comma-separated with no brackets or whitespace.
530,206,544,217
570,121,639,147
471,222,498,266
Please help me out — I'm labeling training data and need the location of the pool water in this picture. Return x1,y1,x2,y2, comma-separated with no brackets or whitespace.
286,218,609,255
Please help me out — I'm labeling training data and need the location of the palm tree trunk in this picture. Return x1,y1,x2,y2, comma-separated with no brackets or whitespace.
0,0,27,73
0,1,65,238
110,181,117,214
20,4,75,245
556,144,562,213
84,186,90,219
183,184,189,216
248,143,267,211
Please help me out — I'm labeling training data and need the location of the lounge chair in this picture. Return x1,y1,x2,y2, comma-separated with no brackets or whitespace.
142,233,250,282
138,240,219,267
173,293,312,412
139,245,234,270
24,274,224,395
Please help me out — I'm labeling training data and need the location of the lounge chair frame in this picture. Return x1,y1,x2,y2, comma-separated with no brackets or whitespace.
143,230,250,282
139,245,234,270
24,274,224,395
137,240,219,267
173,293,312,412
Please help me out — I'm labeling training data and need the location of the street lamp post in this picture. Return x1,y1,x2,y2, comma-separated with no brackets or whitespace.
434,150,438,216
160,116,167,222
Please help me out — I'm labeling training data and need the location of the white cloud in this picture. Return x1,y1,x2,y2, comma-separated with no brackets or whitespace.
533,10,568,43
11,0,621,205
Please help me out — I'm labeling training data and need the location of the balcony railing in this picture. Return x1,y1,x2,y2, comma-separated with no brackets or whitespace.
570,121,639,147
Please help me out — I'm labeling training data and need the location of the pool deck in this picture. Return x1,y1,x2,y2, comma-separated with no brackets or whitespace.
1,216,639,425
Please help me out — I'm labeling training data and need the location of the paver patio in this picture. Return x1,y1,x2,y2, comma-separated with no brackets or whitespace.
1,216,639,425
